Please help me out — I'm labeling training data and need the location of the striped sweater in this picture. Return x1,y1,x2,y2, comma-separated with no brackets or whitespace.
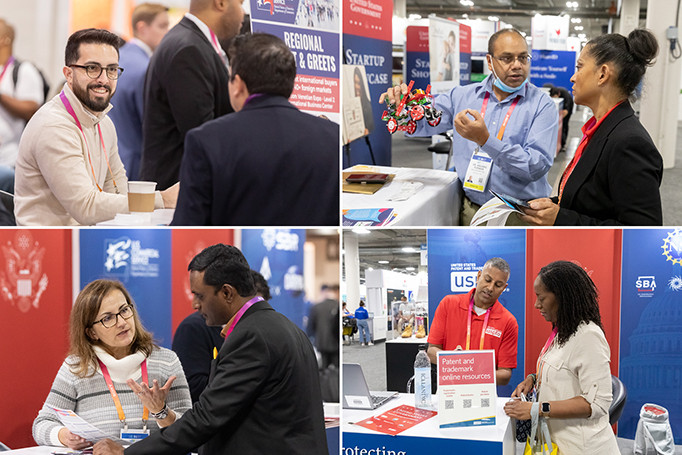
32,347,192,446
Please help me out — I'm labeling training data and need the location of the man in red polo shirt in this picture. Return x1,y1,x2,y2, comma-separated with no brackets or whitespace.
427,257,518,385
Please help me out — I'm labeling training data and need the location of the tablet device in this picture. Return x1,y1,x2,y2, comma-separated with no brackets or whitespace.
345,173,390,184
489,189,530,211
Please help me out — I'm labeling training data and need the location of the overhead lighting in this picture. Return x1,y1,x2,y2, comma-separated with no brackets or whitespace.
401,247,416,253
488,16,500,22
352,227,370,234
367,267,373,271
566,1,578,7
460,0,475,6
378,260,389,264
578,33,587,39
408,14,422,20
462,13,469,18
574,25,584,30
406,267,416,271
520,31,527,37
571,17,582,23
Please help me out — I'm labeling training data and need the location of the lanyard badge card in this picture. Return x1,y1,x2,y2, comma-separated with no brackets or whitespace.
120,427,150,444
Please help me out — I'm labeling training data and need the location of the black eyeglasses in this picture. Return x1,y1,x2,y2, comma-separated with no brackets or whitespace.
70,64,124,80
493,54,532,65
92,304,134,328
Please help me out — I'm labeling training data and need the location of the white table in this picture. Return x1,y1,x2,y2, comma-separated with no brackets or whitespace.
3,447,63,454
343,394,515,454
343,165,461,226
96,209,175,226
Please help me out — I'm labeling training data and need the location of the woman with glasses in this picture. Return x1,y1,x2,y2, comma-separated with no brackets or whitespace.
32,280,191,450
522,29,663,226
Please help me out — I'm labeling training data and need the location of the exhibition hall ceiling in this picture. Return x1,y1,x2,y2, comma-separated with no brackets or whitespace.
344,229,427,281
404,0,647,41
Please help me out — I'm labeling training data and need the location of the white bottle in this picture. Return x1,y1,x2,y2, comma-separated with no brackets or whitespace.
414,344,432,409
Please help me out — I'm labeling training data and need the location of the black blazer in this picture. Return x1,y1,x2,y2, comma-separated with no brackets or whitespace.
140,17,233,190
555,101,663,225
171,95,339,226
125,301,328,455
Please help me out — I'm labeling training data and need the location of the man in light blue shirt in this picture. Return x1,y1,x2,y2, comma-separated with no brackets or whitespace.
109,3,169,181
381,28,559,225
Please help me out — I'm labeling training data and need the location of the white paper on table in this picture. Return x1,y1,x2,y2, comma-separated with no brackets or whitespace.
470,197,519,226
49,406,124,444
387,182,424,201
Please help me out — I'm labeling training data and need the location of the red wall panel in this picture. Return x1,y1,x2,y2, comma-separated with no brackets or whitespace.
0,229,72,449
170,230,234,336
525,229,622,377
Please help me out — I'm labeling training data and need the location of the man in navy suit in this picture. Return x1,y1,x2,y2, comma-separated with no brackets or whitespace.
171,33,339,226
108,3,169,181
140,0,243,190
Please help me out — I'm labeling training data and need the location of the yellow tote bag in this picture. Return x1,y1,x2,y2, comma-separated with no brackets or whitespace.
523,440,558,455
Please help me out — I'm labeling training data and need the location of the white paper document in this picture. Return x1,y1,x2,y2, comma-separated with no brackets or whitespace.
50,406,123,444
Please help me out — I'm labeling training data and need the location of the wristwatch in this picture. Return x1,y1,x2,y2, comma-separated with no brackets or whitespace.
150,402,169,420
541,401,551,417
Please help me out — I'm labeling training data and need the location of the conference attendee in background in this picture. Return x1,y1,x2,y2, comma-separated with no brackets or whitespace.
14,28,177,225
522,29,663,226
0,18,44,195
380,28,558,226
307,284,340,368
109,3,169,181
94,244,328,454
140,0,242,191
354,300,372,346
549,85,573,152
172,268,270,403
33,280,191,449
171,33,339,226
505,261,619,454
427,257,518,386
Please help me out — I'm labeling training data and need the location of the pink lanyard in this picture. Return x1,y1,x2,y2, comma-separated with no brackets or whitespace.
209,30,227,65
0,56,15,85
536,327,558,389
465,296,491,350
59,91,118,193
480,92,521,141
98,359,149,425
223,296,265,340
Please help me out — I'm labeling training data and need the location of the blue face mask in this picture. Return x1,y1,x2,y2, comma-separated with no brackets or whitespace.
489,59,529,94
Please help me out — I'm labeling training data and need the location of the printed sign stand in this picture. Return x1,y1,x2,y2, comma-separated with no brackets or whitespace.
437,350,497,428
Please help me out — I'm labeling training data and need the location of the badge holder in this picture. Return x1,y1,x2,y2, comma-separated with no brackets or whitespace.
463,147,493,193
120,420,150,444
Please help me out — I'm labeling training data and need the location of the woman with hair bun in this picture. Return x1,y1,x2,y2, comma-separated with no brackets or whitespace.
522,29,663,225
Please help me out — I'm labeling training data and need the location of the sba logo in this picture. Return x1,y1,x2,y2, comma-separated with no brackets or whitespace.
451,272,477,292
636,276,656,292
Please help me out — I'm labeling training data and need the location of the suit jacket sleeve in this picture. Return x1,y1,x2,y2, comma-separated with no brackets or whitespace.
555,131,663,225
165,46,222,137
125,326,270,454
170,128,212,225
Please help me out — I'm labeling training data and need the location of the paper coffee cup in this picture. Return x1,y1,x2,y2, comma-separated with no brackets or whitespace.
127,181,157,213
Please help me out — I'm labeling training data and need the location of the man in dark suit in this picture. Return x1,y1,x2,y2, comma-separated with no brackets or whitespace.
94,244,328,455
170,33,339,226
139,0,243,190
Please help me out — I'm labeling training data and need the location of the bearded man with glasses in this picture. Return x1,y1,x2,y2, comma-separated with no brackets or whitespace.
380,28,559,226
14,28,179,226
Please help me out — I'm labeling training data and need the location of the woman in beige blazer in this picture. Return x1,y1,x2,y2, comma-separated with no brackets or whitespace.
504,261,619,454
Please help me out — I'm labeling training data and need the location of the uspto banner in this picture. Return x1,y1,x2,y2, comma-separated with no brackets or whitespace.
426,229,526,398
79,229,173,347
241,229,307,330
250,0,341,123
405,26,430,90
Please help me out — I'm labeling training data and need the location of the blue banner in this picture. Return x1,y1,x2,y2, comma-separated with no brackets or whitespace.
530,50,576,91
241,229,307,330
405,51,430,89
343,34,392,166
343,432,504,453
460,52,472,86
79,229,173,347
619,228,682,443
427,229,526,397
